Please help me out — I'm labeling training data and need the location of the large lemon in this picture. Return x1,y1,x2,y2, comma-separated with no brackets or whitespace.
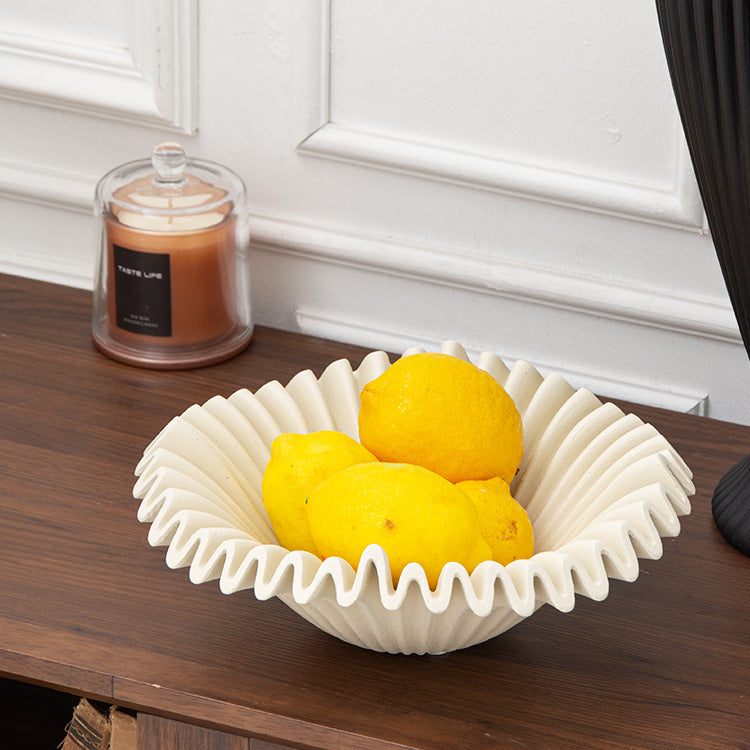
456,477,534,565
358,353,523,484
261,430,378,554
306,462,491,588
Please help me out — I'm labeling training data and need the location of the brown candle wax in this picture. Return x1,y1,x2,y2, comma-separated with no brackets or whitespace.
104,205,237,349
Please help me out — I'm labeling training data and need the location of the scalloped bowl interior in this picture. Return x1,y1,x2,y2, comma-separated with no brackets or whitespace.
133,342,694,655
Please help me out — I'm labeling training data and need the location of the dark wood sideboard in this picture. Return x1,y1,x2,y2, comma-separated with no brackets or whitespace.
0,273,747,749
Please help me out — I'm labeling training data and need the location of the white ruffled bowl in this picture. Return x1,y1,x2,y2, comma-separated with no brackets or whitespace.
133,341,694,655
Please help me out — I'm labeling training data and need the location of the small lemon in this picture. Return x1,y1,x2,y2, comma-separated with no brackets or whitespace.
261,430,378,554
306,462,491,588
456,477,534,565
358,353,523,484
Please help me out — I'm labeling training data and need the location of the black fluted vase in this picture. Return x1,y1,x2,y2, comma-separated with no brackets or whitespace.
656,0,750,556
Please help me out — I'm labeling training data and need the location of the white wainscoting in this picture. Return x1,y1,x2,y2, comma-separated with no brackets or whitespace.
249,212,738,346
2,0,749,425
0,158,95,287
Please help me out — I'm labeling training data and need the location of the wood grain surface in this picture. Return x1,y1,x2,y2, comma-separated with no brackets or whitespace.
0,273,748,749
138,713,248,750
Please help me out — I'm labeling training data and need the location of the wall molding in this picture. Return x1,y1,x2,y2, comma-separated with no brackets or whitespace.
0,159,96,214
293,308,709,417
299,123,705,231
250,212,740,347
0,160,97,289
0,0,198,132
294,0,704,231
0,157,738,351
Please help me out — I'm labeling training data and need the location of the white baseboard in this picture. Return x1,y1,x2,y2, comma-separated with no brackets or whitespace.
0,159,95,213
294,308,709,416
250,212,741,346
0,245,91,290
0,160,95,288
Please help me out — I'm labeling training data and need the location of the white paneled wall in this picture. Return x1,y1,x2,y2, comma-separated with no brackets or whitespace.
1,1,748,423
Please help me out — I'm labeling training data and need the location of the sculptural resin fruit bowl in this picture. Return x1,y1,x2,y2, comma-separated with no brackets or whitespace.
133,341,694,655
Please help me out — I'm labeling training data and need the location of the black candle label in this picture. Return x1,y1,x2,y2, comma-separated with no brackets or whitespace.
113,244,172,337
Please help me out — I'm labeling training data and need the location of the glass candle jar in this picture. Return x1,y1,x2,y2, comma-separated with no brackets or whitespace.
92,142,252,369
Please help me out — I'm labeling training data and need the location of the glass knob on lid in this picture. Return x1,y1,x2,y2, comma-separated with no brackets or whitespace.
111,142,231,230
151,141,188,184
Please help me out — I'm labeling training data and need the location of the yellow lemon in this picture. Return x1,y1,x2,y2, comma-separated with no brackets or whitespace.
261,430,378,554
358,353,523,484
456,477,534,565
306,462,491,588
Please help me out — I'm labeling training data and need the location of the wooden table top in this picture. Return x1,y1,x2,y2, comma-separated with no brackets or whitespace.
0,272,747,750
